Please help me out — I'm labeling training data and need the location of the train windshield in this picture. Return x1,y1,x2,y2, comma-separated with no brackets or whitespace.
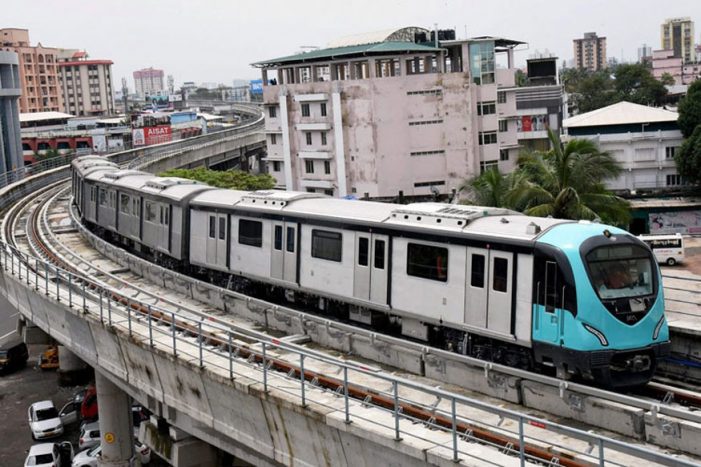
586,244,654,300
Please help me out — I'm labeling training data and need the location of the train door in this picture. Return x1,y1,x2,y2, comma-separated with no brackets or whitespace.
465,248,489,327
206,214,217,265
536,260,561,345
215,213,228,268
487,251,513,334
353,233,389,304
271,222,297,283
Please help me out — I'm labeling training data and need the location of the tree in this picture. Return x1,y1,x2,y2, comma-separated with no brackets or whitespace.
677,80,701,138
159,168,276,190
659,73,675,86
675,124,701,186
512,129,630,225
562,64,668,115
459,169,526,209
612,63,667,106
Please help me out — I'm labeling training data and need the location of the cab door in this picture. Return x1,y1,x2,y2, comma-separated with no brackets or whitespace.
353,233,389,304
535,260,561,345
215,213,228,268
271,222,297,283
487,251,513,335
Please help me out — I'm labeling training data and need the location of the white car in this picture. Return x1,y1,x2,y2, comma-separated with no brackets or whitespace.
71,440,151,466
78,421,101,451
24,442,73,467
28,400,77,440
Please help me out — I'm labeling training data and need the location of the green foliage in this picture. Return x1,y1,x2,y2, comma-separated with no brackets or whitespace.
460,130,630,226
675,124,701,186
677,80,701,138
158,168,276,191
659,73,675,86
562,64,668,115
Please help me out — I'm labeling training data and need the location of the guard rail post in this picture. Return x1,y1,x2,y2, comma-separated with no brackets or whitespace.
262,342,268,393
393,381,401,441
343,366,350,424
300,354,306,407
171,311,177,356
518,416,525,466
198,321,203,368
452,397,459,463
148,305,153,347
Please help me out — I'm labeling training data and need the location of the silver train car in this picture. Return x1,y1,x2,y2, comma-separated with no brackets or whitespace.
71,157,670,387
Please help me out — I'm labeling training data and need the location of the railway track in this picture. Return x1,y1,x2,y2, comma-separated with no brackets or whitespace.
0,177,697,465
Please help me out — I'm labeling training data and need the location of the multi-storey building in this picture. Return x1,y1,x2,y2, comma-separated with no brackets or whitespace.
57,50,115,116
572,32,607,71
661,17,695,64
253,27,522,198
563,101,684,193
133,67,165,98
0,28,63,113
0,51,23,172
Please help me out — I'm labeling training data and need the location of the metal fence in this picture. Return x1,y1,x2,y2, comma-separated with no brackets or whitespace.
0,104,264,191
0,241,694,467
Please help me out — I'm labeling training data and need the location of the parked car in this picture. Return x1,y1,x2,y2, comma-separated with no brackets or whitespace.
28,400,78,440
24,442,73,467
78,421,101,451
0,334,29,374
80,385,98,422
71,439,150,467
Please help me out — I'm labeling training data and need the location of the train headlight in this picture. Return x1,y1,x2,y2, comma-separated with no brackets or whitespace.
653,315,666,341
583,323,609,347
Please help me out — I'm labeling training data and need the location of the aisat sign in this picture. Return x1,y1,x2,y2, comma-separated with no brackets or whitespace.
146,126,170,137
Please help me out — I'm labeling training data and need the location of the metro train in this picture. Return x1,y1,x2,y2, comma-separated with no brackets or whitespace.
71,156,670,387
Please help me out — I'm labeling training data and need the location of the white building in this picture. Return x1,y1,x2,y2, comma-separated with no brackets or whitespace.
563,101,685,193
253,27,523,199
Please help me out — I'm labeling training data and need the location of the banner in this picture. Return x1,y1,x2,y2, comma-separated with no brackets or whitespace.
132,126,172,147
649,210,701,234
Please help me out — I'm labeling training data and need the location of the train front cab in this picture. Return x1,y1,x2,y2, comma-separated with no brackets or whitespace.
532,223,670,388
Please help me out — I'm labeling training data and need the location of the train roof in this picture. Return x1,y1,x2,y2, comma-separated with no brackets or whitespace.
141,177,214,201
190,190,573,241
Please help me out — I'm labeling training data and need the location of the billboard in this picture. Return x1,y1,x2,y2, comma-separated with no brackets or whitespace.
517,115,548,132
649,210,701,234
132,125,172,146
249,79,263,95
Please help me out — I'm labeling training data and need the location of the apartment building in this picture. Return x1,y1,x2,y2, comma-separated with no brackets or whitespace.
573,32,607,71
133,67,165,98
57,50,115,116
253,27,522,198
0,28,63,113
563,102,684,193
0,51,23,172
661,17,695,64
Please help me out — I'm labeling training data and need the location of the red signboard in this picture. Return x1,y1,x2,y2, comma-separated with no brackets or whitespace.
133,125,172,146
144,125,172,145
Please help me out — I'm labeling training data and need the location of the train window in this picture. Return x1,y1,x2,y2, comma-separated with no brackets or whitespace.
286,227,295,252
90,186,95,202
99,189,107,206
164,207,169,226
239,219,262,247
311,229,342,262
274,226,283,251
493,257,508,292
120,194,130,214
159,206,164,224
358,237,369,266
209,216,216,238
407,243,448,282
374,239,385,269
145,202,157,222
218,217,225,239
471,254,485,288
544,261,557,312
132,199,137,215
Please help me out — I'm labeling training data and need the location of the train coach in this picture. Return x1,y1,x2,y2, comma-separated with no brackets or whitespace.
71,157,670,388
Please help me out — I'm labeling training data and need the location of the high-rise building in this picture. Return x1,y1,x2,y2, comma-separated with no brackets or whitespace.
638,44,652,63
0,51,23,173
661,17,695,64
57,49,115,116
133,67,164,98
573,32,607,71
0,28,64,113
254,27,523,198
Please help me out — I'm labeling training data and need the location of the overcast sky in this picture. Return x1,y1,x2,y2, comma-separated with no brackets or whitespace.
4,0,699,90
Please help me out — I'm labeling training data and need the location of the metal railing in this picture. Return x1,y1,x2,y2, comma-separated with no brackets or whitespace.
0,104,264,191
0,241,694,467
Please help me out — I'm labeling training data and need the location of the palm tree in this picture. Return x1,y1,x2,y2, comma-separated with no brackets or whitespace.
459,168,525,209
512,129,630,225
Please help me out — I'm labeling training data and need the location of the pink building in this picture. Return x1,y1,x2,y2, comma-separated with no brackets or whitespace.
133,67,164,98
254,27,523,199
652,49,700,85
